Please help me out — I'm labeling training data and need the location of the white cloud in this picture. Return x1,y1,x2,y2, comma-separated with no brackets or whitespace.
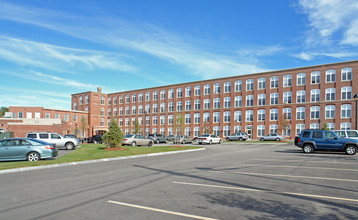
294,51,358,61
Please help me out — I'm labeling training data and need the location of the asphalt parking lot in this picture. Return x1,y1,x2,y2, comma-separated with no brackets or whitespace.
1,142,358,219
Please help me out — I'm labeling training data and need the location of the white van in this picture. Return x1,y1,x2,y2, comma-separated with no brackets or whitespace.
333,130,358,140
26,132,79,150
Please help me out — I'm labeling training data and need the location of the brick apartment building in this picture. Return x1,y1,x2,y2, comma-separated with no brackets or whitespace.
71,60,358,140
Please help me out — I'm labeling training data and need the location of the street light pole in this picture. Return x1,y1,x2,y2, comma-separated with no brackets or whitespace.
354,93,358,129
144,110,147,137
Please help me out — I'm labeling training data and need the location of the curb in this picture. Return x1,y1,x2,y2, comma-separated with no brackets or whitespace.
0,148,205,175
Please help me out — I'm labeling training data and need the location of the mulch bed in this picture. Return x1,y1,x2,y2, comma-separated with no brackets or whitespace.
103,148,128,151
171,145,186,148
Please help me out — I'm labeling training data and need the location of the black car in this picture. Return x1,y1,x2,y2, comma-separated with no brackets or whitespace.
92,135,103,144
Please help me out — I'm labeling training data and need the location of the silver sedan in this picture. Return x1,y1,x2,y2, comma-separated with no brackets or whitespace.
259,133,285,141
122,134,154,146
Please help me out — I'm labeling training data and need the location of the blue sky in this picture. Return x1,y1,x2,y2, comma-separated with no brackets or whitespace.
0,0,357,110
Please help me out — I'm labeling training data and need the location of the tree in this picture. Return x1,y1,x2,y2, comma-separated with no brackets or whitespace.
0,107,9,118
280,114,290,136
203,119,213,135
322,123,329,130
173,113,184,136
102,118,124,148
133,119,142,134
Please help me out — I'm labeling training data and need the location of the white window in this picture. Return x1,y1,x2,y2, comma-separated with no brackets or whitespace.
283,74,292,87
153,104,158,113
125,118,129,126
235,96,242,107
194,86,200,96
194,127,200,137
235,80,242,92
283,108,291,120
214,98,220,109
311,71,320,84
132,106,136,115
258,94,265,106
327,123,335,130
257,109,265,121
132,94,137,103
258,78,266,90
234,111,242,122
160,115,165,125
185,101,191,111
341,67,352,81
257,125,265,137
214,83,221,94
204,99,210,109
120,95,124,103
282,124,291,137
160,103,166,112
100,118,105,126
185,127,191,136
125,106,130,115
325,88,336,101
224,97,231,108
45,113,50,119
168,127,173,135
213,112,220,123
325,105,335,119
108,108,112,116
138,105,143,114
74,102,77,110
146,92,150,101
168,115,174,124
204,84,210,95
79,96,83,104
341,87,352,100
161,90,166,100
310,106,320,119
213,126,220,136
234,125,242,133
246,79,254,91
246,110,253,122
297,73,306,86
101,96,105,105
153,116,158,125
340,122,351,130
119,107,124,115
341,104,352,118
177,88,182,98
168,102,174,112
153,91,158,100
296,124,305,135
246,95,254,106
101,108,105,116
326,69,336,83
125,95,130,103
138,93,143,102
85,95,89,104
224,111,231,123
185,87,191,97
203,112,210,123
224,126,230,137
194,113,200,124
311,89,320,102
224,82,231,93
270,93,279,105
270,76,279,88
177,101,182,111
297,90,306,103
194,100,200,110
296,107,305,120
270,124,278,134
283,92,292,104
168,89,174,99
145,105,150,113
270,109,278,121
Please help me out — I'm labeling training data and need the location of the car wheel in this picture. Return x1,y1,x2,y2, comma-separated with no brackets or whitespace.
219,139,222,144
276,138,280,141
239,137,243,141
345,145,357,155
183,140,186,144
226,138,230,141
131,142,136,146
148,141,153,147
260,138,264,141
65,142,75,150
156,140,159,144
209,140,212,145
303,144,314,153
27,152,40,161
199,142,202,145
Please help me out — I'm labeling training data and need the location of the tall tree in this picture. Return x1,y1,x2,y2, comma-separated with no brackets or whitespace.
0,107,9,118
133,118,142,134
203,119,213,135
103,118,124,148
80,117,88,138
173,113,184,136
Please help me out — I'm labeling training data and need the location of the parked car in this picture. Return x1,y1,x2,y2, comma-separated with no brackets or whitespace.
334,130,358,139
92,135,103,144
166,135,177,142
147,134,167,144
122,134,154,146
226,132,248,141
196,134,222,145
259,133,285,141
173,135,192,144
0,138,58,161
26,132,79,150
295,129,357,155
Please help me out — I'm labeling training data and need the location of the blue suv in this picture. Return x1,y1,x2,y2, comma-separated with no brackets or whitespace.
295,129,357,155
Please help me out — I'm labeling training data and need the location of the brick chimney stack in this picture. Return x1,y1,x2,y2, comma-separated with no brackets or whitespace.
97,87,102,93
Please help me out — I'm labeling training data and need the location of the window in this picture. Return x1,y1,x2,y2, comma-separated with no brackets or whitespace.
224,97,231,108
296,107,305,120
160,115,165,125
214,98,220,109
204,99,210,109
101,96,105,105
108,108,112,116
258,78,266,90
311,123,319,131
234,126,242,133
234,111,242,122
45,113,50,119
246,110,253,122
214,83,221,94
270,124,278,134
100,118,105,126
297,91,306,103
108,97,112,106
282,124,291,137
160,103,165,112
311,89,320,102
132,94,137,103
311,71,320,84
194,86,200,96
125,106,130,115
258,94,265,106
125,95,130,103
270,109,278,121
341,122,351,130
246,79,254,91
341,104,352,118
283,92,292,104
327,123,335,130
270,76,279,88
119,118,123,126
257,109,265,121
114,108,118,116
194,113,200,124
74,102,77,110
258,125,265,137
119,107,124,115
296,124,305,135
138,105,143,114
341,87,352,100
114,96,118,105
194,127,200,137
120,95,124,104
168,102,174,112
235,80,242,92
153,116,158,125
177,101,182,111
160,90,166,100
194,100,200,110
224,111,230,123
168,127,173,135
204,84,210,95
168,89,174,99
246,95,254,106
185,127,191,136
153,91,158,100
79,96,83,104
283,74,292,87
224,82,231,93
185,87,191,97
185,101,191,111
18,112,23,118
138,93,143,102
177,88,183,98
85,95,89,104
101,108,105,116
342,67,352,81
168,115,174,124
326,69,336,83
203,112,210,123
325,88,336,101
153,104,158,113
213,112,220,123
235,96,242,107
270,93,279,105
213,126,220,136
283,108,291,120
132,106,136,115
297,73,306,86
145,104,150,113
325,105,335,119
310,106,320,119
224,126,230,137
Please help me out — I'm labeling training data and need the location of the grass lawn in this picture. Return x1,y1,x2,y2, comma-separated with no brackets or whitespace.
0,144,202,171
224,140,294,144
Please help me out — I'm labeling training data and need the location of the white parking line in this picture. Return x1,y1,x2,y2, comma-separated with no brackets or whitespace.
211,170,358,182
251,159,358,165
107,200,218,220
240,164,358,172
173,182,358,203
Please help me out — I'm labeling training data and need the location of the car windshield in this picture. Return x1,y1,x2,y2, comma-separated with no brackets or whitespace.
200,135,210,137
124,135,134,138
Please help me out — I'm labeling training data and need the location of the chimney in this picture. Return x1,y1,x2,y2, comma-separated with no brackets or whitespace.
97,87,102,93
